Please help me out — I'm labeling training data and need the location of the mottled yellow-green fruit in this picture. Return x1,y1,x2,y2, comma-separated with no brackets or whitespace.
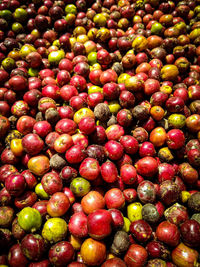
0,9,12,21
127,202,143,222
96,27,110,42
118,73,131,84
13,8,27,23
52,39,60,47
73,26,86,37
1,57,15,71
108,101,121,114
28,68,39,77
42,218,67,243
70,177,91,197
132,36,148,52
93,14,107,27
90,63,101,71
194,5,200,14
12,22,23,33
88,85,103,94
19,44,36,59
168,113,186,128
65,4,77,15
181,191,191,203
189,28,200,40
48,50,65,65
35,183,49,199
126,49,134,54
174,21,186,33
158,147,174,162
18,207,42,232
31,29,40,39
77,34,88,43
161,65,179,81
151,22,163,34
160,85,172,94
88,28,98,41
5,130,23,146
124,76,144,92
69,37,76,47
73,108,95,124
65,13,76,26
88,52,97,65
84,40,97,54
122,217,131,232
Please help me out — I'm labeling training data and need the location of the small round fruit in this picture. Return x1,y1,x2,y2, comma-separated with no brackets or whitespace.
49,241,74,266
47,192,70,217
127,202,143,222
80,238,106,266
70,177,91,197
18,207,42,232
42,218,68,243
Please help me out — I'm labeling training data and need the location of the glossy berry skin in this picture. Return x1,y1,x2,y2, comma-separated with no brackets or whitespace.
87,209,112,240
166,129,185,150
79,157,100,181
104,140,124,160
22,133,44,156
8,244,29,267
47,192,70,217
135,157,158,178
120,135,139,155
146,240,170,260
21,234,47,261
120,164,137,185
33,121,52,137
180,220,200,247
124,244,148,267
156,221,180,247
130,219,152,243
5,174,26,197
101,161,118,183
139,141,156,157
49,241,74,266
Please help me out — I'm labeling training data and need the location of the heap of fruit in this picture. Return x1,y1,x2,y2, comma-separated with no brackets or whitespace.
0,0,200,266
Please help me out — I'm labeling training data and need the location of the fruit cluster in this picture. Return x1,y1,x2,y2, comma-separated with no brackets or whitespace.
0,0,200,266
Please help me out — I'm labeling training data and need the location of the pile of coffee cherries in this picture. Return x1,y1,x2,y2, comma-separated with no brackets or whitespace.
0,0,200,266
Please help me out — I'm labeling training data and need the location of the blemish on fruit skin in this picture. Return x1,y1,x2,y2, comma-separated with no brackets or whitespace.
126,255,136,263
